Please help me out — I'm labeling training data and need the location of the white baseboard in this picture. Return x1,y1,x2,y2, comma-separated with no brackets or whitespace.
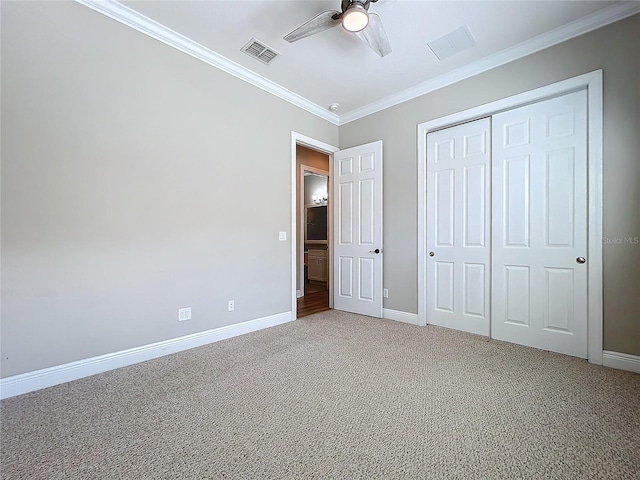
0,311,293,400
296,289,302,298
383,308,419,325
602,350,640,374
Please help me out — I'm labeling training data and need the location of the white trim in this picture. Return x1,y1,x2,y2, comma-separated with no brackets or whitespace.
417,70,604,364
417,120,428,327
383,309,419,326
340,3,638,124
298,164,330,298
328,147,335,310
291,133,339,318
586,72,604,366
0,312,292,400
74,0,339,125
74,1,638,127
602,351,640,374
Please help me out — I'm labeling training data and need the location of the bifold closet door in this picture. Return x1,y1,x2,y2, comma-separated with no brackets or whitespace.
491,90,588,358
426,118,491,336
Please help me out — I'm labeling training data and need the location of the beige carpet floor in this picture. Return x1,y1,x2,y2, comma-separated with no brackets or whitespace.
1,310,639,479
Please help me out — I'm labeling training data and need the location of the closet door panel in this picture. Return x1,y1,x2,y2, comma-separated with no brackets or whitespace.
491,90,588,358
426,118,491,336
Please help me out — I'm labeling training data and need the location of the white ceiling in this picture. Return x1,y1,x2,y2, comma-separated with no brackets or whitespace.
89,0,638,124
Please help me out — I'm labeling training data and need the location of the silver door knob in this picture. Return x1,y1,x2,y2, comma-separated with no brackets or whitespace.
369,248,381,254
576,257,586,264
429,251,435,257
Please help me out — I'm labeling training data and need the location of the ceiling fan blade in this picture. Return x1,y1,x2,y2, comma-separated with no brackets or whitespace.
284,10,341,43
354,13,392,57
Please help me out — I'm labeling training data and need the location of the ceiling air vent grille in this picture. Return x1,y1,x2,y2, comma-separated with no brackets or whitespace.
241,38,280,65
427,25,477,61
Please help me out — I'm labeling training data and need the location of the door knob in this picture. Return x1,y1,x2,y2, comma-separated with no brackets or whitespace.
429,251,435,257
369,249,381,254
576,257,586,264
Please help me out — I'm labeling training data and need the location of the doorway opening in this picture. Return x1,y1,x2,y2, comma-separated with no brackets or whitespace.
299,164,330,317
291,134,339,319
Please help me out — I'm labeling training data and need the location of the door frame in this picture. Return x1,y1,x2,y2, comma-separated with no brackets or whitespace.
417,70,603,364
291,132,339,319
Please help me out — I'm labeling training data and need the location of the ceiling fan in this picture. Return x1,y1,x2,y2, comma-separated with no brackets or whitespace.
283,0,392,57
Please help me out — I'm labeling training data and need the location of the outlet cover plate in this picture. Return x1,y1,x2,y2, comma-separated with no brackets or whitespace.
178,307,191,322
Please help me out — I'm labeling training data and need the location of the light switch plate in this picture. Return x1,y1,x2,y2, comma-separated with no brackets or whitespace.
279,231,287,241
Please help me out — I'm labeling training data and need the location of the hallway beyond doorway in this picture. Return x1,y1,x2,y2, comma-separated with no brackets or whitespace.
297,280,329,318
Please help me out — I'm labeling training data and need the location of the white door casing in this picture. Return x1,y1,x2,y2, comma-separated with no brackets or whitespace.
333,141,383,317
491,90,588,358
426,118,491,336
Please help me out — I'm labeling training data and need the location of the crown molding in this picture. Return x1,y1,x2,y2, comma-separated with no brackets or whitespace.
75,0,638,127
75,0,340,126
338,1,640,125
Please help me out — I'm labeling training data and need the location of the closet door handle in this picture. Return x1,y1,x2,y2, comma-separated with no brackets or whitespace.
576,257,586,264
429,251,435,257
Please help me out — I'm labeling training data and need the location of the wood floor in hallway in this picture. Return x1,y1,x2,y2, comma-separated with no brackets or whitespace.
297,285,330,318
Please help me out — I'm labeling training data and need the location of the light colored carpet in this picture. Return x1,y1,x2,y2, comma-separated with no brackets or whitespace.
1,310,639,479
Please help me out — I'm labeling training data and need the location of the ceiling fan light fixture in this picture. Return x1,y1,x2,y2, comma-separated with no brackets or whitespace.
342,3,369,33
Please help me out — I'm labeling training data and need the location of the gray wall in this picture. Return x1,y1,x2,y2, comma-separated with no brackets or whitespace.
339,14,640,356
0,2,338,377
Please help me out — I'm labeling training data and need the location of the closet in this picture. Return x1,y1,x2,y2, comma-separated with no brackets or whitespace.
426,90,588,358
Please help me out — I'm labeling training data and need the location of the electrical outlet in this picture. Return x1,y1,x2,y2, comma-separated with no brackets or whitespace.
178,307,191,322
228,300,235,312
383,288,389,298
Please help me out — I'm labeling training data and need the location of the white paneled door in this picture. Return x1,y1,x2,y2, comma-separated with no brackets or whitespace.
426,118,491,336
424,90,588,358
492,90,588,357
333,141,383,317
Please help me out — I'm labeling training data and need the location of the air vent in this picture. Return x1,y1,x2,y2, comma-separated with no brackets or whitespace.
427,25,476,61
241,38,280,65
